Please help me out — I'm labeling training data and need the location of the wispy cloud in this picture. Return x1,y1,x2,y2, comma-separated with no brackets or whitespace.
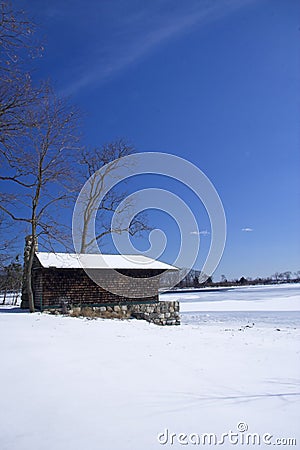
242,227,253,232
190,230,210,236
56,0,256,95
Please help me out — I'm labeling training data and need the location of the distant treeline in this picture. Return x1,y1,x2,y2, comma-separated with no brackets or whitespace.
176,269,300,289
0,262,22,305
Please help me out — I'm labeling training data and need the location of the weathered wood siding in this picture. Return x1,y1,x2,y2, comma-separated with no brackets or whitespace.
31,257,162,309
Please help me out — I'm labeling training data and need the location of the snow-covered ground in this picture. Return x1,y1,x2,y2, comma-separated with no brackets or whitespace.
0,284,299,449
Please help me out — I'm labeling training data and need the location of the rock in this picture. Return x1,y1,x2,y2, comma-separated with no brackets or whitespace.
166,320,175,325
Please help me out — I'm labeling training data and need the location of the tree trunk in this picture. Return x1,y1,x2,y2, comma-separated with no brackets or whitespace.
25,251,35,312
26,231,36,313
2,288,6,305
22,233,37,313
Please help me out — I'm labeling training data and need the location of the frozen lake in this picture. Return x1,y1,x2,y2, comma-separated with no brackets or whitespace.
161,283,300,328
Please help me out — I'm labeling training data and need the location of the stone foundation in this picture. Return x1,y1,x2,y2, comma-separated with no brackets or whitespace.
129,301,180,325
44,300,180,326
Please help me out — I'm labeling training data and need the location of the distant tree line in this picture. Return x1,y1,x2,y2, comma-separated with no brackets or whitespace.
175,269,300,289
0,259,22,304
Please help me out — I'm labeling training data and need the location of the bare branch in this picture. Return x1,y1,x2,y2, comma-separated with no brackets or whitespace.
77,139,150,253
0,203,31,222
0,175,35,187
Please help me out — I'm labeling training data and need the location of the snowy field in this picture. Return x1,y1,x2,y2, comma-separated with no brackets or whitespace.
0,284,299,449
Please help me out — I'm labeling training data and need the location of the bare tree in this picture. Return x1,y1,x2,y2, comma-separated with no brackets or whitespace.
283,271,292,282
0,1,40,63
77,139,149,253
0,2,43,147
294,271,300,281
273,272,280,283
0,86,80,311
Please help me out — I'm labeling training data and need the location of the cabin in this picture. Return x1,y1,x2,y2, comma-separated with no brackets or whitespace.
20,249,180,325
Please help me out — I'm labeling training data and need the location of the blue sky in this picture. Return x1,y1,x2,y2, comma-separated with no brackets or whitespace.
14,0,300,280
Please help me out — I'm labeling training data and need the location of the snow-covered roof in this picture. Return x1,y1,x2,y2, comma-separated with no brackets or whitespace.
35,252,178,271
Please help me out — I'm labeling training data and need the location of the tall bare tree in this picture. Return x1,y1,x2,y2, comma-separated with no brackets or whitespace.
77,139,149,253
0,86,80,311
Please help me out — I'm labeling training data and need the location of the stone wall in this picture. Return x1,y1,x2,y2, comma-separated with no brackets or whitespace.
20,235,38,309
129,301,180,325
45,300,180,326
